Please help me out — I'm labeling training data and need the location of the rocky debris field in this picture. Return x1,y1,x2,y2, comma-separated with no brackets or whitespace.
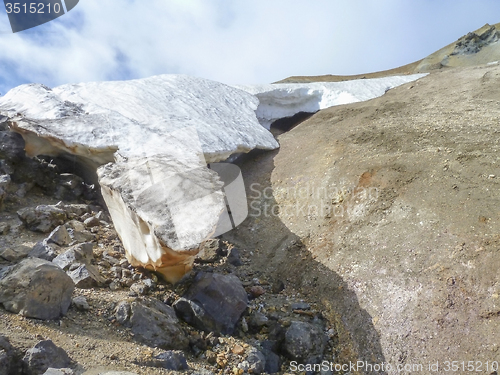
0,120,342,374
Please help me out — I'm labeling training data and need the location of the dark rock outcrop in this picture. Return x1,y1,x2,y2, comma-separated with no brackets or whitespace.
173,272,248,335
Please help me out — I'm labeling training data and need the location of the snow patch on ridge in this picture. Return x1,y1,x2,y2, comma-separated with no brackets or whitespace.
235,74,427,129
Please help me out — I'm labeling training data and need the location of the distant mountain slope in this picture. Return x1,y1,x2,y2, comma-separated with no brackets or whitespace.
277,22,500,83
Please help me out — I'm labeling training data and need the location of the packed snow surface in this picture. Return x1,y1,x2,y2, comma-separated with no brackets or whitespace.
0,74,279,162
235,74,428,128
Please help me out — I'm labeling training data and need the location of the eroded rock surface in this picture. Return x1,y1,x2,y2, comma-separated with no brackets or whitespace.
0,258,74,319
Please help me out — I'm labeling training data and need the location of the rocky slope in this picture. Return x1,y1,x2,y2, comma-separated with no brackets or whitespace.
223,63,500,373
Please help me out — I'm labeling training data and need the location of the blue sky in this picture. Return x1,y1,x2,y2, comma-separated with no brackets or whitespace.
0,0,499,94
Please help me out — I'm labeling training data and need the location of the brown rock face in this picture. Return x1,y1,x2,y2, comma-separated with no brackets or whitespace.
268,64,500,368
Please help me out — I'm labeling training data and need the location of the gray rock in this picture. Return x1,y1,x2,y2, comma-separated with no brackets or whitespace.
94,210,110,223
43,369,73,375
114,301,131,325
58,204,92,218
0,222,10,235
16,182,35,198
0,258,74,320
129,282,148,296
96,372,138,375
65,221,94,243
52,243,94,271
248,311,269,332
22,340,71,375
226,247,243,266
72,296,89,311
0,245,32,262
54,174,84,201
117,298,188,350
29,240,59,261
173,272,248,335
154,350,189,371
0,175,10,210
191,371,214,375
261,347,281,374
67,263,104,289
47,226,71,247
0,334,18,375
17,205,67,233
291,302,311,311
83,216,100,228
246,348,266,374
0,131,25,163
284,321,327,364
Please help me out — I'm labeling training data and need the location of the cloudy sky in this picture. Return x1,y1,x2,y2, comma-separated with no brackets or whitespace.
0,0,499,94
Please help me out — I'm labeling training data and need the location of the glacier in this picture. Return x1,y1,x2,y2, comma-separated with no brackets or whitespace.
235,74,427,128
0,72,427,282
0,75,278,282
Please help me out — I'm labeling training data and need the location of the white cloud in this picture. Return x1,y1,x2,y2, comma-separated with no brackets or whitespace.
0,0,499,93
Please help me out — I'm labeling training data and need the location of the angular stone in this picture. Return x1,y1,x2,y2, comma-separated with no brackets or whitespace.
284,321,327,364
52,243,94,271
116,297,188,350
0,245,31,262
47,225,71,246
72,296,89,311
83,216,100,228
17,205,67,233
43,369,74,375
173,272,248,335
22,340,70,375
54,173,84,200
0,258,74,320
29,239,59,261
154,350,189,371
246,348,266,374
65,221,94,243
226,247,243,267
67,263,104,289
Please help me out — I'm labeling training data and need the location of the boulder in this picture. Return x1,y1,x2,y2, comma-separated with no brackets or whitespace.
284,321,327,364
114,298,188,350
22,340,71,375
0,258,74,319
173,272,248,334
17,205,67,233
